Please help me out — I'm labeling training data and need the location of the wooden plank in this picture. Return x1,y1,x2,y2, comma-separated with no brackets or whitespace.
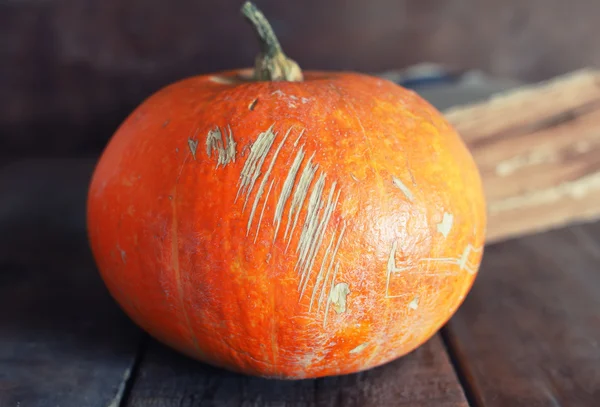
445,220,600,406
445,69,600,243
0,159,142,407
125,335,467,407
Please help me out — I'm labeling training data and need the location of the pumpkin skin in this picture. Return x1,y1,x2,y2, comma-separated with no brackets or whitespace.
87,69,486,379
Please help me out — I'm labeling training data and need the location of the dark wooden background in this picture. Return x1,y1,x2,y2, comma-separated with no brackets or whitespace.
2,0,600,158
2,2,600,405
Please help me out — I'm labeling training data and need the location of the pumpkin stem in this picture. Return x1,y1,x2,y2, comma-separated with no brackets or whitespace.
241,2,303,82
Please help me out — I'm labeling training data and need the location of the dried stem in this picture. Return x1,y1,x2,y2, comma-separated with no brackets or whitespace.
241,2,303,82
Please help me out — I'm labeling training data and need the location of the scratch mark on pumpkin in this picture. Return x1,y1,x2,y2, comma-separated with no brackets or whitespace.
225,126,237,163
350,174,359,182
236,124,277,208
175,153,192,183
206,126,237,168
247,127,292,235
299,184,340,299
294,128,305,146
437,212,454,238
117,245,127,264
205,128,220,155
387,241,405,273
323,262,340,327
408,271,459,276
392,176,414,201
255,178,276,244
330,283,350,314
408,295,419,310
385,240,410,298
273,145,305,241
420,244,482,275
319,222,347,312
387,243,482,298
188,138,199,160
284,153,318,248
309,224,338,312
459,244,481,274
349,343,368,354
170,191,203,356
296,173,327,280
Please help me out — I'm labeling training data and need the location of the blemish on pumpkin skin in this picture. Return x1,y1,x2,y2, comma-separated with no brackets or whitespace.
293,129,305,146
319,224,347,313
411,243,483,277
162,119,170,128
392,176,414,202
188,138,199,160
408,295,419,310
273,145,305,240
117,245,127,264
247,127,292,236
385,241,409,298
271,90,309,108
254,178,276,243
323,262,341,327
296,173,327,288
236,124,277,208
309,223,339,312
249,98,258,110
284,153,318,247
437,212,454,238
206,126,237,168
458,244,482,275
170,190,204,357
298,183,340,299
349,343,368,354
329,282,350,314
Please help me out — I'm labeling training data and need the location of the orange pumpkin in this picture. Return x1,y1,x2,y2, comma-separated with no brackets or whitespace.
87,2,486,379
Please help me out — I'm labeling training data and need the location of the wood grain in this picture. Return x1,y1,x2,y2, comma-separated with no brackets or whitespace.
125,335,468,407
446,69,600,242
0,159,142,407
445,221,600,406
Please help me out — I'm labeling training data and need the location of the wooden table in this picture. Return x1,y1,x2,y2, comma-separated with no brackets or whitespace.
1,152,599,407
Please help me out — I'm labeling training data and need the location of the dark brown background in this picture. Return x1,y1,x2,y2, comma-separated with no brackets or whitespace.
2,2,600,406
2,0,599,157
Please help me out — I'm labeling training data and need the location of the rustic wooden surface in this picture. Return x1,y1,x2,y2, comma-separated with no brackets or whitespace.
445,221,600,407
0,159,142,407
125,336,467,407
3,0,600,157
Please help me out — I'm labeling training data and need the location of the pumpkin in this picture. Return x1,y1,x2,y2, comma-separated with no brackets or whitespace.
87,2,486,379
